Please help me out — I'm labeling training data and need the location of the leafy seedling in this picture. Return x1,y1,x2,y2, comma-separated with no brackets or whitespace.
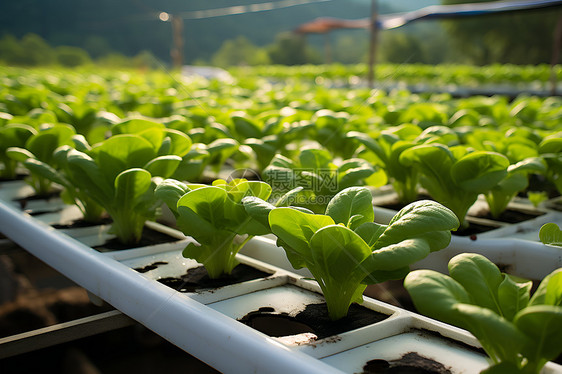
484,157,546,219
0,123,36,179
6,124,76,194
263,147,380,213
348,128,419,204
245,186,459,320
400,144,509,228
405,253,562,374
55,130,189,244
156,178,272,278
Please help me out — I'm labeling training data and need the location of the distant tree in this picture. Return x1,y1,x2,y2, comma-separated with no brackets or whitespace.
211,36,270,67
55,46,91,67
22,34,55,65
0,35,26,65
378,32,426,64
0,33,54,66
267,32,321,65
84,36,112,59
132,50,161,69
332,33,369,64
96,52,131,67
442,0,560,65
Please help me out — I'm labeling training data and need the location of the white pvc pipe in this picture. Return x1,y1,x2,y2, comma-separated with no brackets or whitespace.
413,236,562,280
0,200,343,374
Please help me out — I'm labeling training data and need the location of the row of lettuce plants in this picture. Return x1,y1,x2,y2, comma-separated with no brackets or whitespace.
1,67,561,230
230,63,562,89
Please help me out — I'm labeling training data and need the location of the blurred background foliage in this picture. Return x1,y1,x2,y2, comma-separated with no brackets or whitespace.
0,0,559,68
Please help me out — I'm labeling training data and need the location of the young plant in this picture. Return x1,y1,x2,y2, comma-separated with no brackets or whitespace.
539,223,562,247
170,143,211,183
20,145,105,222
310,109,358,160
348,126,420,204
155,178,272,279
405,253,562,374
244,186,459,320
0,123,36,179
263,147,381,213
55,130,190,244
539,136,562,195
527,191,548,208
399,144,509,228
484,157,546,219
233,111,315,172
6,124,76,194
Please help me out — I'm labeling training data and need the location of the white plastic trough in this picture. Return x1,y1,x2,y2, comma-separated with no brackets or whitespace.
1,182,562,373
0,199,340,374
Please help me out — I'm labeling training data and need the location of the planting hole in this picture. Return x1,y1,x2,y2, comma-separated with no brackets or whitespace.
14,191,61,210
157,277,198,293
239,303,389,341
157,264,271,293
239,311,316,338
363,353,451,374
363,360,390,373
134,261,168,273
94,227,179,251
25,208,63,216
453,222,499,237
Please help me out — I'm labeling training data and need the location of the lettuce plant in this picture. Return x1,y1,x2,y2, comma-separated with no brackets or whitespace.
539,223,562,246
405,253,562,374
155,178,272,278
399,144,509,228
206,138,240,175
245,187,459,320
348,127,420,204
170,143,211,182
263,147,381,213
539,136,562,195
243,119,313,173
484,157,546,219
54,131,189,244
310,109,358,159
19,145,105,222
0,123,36,179
6,124,76,194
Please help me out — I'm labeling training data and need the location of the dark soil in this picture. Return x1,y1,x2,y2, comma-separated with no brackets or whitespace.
239,302,389,340
469,208,544,224
51,216,113,230
134,261,169,273
362,352,452,374
25,207,63,216
0,174,27,182
13,190,61,210
93,227,181,252
452,221,500,237
156,264,271,293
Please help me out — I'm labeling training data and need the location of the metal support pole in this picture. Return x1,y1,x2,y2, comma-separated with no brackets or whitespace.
0,310,135,359
171,15,184,69
367,0,379,89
